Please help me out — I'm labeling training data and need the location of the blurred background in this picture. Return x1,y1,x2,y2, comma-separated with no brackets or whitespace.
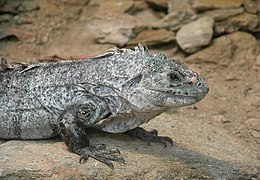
0,0,259,179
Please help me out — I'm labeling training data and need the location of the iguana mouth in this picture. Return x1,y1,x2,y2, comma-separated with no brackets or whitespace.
166,89,208,99
151,88,208,98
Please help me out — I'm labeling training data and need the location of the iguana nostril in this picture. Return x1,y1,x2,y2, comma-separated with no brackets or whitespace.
197,82,202,87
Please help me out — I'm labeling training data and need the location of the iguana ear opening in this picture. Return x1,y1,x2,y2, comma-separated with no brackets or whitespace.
122,74,142,90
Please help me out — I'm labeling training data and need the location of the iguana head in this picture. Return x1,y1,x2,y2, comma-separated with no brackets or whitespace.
122,44,209,110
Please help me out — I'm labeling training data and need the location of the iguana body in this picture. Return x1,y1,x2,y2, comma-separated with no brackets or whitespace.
0,44,208,168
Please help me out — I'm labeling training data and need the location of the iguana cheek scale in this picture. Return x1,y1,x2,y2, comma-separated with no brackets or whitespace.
0,44,209,169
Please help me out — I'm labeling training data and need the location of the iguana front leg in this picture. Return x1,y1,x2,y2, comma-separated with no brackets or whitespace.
58,103,124,169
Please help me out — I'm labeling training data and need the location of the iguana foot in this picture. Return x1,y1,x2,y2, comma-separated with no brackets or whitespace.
126,127,173,148
75,144,125,169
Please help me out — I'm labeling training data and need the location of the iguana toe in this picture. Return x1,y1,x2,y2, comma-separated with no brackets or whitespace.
77,145,125,169
126,127,173,148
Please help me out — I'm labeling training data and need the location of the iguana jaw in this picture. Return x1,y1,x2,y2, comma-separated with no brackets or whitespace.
140,76,209,108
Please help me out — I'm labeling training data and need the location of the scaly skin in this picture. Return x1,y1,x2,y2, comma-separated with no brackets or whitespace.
0,44,209,168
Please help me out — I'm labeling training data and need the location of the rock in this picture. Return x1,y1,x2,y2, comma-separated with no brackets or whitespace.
253,53,260,70
185,32,259,66
127,29,175,46
17,1,40,12
152,10,197,31
246,118,260,131
145,0,168,11
210,114,230,123
192,0,243,12
214,13,259,35
86,13,141,46
243,0,257,14
250,131,260,138
0,14,12,23
176,16,214,54
0,27,35,42
256,0,260,13
199,7,244,21
62,0,89,6
168,0,193,13
0,138,256,179
131,9,162,26
126,0,148,14
89,0,134,15
0,1,22,14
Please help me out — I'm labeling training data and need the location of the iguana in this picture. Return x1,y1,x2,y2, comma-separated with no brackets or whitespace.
0,44,209,169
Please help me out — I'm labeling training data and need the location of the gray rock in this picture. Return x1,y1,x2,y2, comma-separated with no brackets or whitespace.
176,16,214,54
185,31,259,66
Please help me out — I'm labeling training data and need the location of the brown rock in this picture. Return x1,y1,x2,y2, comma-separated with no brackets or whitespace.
89,0,134,15
243,0,257,14
152,10,197,31
127,29,175,46
253,53,260,70
0,1,22,14
246,118,260,131
199,7,244,21
250,131,260,138
168,0,193,13
256,0,260,13
62,0,89,6
192,0,243,12
176,16,214,53
145,0,168,11
185,32,259,66
215,13,259,35
17,1,40,12
132,9,162,26
86,13,141,46
0,27,35,42
0,137,256,179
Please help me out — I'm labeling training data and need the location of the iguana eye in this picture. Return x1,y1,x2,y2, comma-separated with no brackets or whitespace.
168,72,181,83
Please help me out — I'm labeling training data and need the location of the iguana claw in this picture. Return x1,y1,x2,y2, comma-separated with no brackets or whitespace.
76,145,125,169
126,127,174,148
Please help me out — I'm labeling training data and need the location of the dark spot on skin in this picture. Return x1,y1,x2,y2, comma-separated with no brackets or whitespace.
13,113,22,138
49,121,59,136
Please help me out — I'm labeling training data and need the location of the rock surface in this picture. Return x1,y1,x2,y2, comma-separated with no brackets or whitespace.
192,0,243,12
127,29,175,46
176,16,214,53
214,13,259,34
199,7,244,21
167,0,192,13
152,10,197,31
0,117,258,179
185,31,259,66
86,13,140,46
